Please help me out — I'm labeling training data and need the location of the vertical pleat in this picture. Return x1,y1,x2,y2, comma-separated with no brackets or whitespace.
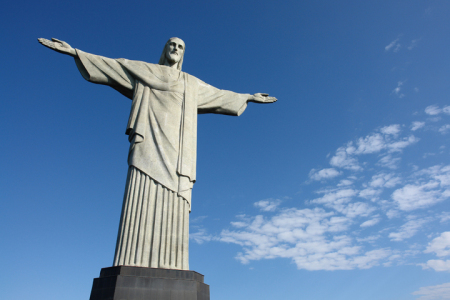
141,179,156,266
135,175,149,265
171,194,179,268
124,170,140,265
182,202,189,270
129,172,145,265
159,188,169,268
165,192,174,267
114,167,136,266
150,184,163,268
176,197,182,268
113,166,190,270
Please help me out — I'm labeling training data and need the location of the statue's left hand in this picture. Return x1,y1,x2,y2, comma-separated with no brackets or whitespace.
38,38,77,57
248,93,277,103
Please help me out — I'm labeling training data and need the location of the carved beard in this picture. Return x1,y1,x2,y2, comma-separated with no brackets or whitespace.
166,51,180,66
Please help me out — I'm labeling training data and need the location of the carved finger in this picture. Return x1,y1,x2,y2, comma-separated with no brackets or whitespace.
38,38,55,49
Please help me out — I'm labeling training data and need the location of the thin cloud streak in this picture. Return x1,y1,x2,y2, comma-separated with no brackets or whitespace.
412,282,450,300
411,121,425,131
254,199,282,212
309,168,342,181
385,38,400,52
388,218,428,241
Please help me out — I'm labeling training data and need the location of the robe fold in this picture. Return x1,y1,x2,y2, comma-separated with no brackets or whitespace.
74,50,249,269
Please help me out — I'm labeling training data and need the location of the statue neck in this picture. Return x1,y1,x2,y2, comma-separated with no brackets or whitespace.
164,60,178,69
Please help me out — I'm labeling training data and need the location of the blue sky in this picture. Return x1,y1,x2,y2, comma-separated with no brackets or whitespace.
2,1,450,299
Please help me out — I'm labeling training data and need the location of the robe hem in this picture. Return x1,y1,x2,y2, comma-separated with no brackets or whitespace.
129,164,192,210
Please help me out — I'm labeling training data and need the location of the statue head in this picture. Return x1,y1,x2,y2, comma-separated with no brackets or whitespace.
158,37,185,70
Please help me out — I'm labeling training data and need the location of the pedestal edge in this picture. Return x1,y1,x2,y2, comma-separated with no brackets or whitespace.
99,266,205,283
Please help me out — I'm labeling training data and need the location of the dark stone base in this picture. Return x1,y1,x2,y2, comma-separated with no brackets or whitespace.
89,266,210,300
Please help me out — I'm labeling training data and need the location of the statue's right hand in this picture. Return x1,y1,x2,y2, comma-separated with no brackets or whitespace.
38,38,76,57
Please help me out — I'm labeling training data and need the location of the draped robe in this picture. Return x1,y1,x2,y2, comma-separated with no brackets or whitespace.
74,50,249,270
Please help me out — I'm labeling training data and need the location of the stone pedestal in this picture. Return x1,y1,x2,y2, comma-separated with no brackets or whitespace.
89,266,210,300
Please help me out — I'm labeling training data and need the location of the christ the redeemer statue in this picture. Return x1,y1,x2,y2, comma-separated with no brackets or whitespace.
38,37,277,271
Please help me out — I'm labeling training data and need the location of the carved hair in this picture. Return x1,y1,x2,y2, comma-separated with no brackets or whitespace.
158,37,185,71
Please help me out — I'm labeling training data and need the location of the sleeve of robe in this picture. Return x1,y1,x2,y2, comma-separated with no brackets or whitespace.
196,78,250,116
74,49,135,99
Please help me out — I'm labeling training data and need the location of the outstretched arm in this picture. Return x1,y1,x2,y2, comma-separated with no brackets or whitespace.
38,38,77,57
196,76,278,116
247,93,277,104
38,37,134,99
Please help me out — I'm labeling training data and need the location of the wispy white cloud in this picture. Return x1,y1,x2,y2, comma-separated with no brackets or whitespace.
411,121,425,131
356,133,389,154
407,38,421,50
230,214,253,228
443,106,450,115
426,105,442,115
340,202,376,218
357,235,381,243
392,182,445,211
391,165,450,211
392,81,405,98
423,260,450,272
190,228,215,244
360,217,381,228
254,199,281,212
439,212,450,223
337,179,354,187
439,125,450,134
425,105,450,116
386,209,399,219
430,117,443,123
191,215,208,223
330,146,362,171
309,168,342,181
328,125,418,174
369,172,402,188
337,125,416,157
310,188,376,217
385,38,401,52
312,188,358,206
377,154,401,169
388,135,419,152
381,124,402,136
425,232,450,257
416,165,450,185
412,282,450,299
359,187,381,201
389,218,428,241
219,208,391,270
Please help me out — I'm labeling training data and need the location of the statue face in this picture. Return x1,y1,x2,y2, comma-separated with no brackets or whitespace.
165,38,185,65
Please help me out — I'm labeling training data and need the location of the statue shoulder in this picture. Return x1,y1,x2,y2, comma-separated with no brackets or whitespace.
117,59,165,77
184,73,207,87
117,58,156,67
